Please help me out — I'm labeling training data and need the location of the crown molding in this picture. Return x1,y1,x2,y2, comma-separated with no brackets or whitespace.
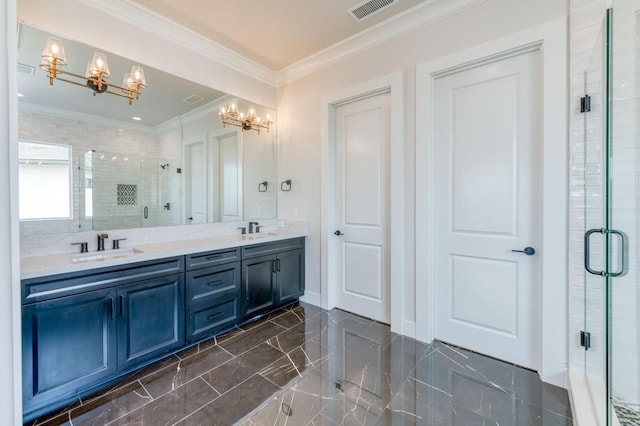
19,102,157,133
77,0,277,86
76,0,485,88
153,117,181,135
154,96,228,134
276,0,486,85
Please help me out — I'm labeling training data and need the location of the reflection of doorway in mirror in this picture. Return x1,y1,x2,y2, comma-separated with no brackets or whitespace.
184,137,207,224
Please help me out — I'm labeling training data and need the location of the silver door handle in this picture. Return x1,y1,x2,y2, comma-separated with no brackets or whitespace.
512,247,535,256
584,228,626,277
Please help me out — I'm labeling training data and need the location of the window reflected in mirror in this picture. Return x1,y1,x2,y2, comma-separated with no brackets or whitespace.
19,141,72,220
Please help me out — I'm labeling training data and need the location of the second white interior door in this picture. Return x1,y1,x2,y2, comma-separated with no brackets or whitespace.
334,91,390,323
433,48,542,369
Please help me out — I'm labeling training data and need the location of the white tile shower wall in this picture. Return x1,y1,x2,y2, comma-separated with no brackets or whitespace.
18,108,182,234
608,0,640,405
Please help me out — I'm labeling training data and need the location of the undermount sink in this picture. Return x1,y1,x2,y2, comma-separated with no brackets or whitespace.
72,248,143,263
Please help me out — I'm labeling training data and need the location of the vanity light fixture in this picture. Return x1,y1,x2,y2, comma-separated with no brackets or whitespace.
218,101,272,134
40,37,147,105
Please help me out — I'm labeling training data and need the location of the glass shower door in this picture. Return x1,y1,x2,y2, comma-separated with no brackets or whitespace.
583,11,609,425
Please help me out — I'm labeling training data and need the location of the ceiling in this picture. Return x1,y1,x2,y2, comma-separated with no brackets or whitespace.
129,0,430,71
16,0,438,126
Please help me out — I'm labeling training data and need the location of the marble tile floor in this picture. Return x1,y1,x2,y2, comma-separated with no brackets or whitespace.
26,302,573,426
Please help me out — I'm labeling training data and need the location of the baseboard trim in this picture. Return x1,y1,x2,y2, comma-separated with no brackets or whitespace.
300,290,322,308
401,320,416,339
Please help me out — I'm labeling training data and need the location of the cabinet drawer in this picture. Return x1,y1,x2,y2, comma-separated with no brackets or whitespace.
187,297,238,343
22,256,185,305
185,263,240,306
241,238,305,259
186,248,240,270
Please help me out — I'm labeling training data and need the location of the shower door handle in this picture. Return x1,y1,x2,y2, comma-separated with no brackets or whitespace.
584,228,605,276
584,228,627,277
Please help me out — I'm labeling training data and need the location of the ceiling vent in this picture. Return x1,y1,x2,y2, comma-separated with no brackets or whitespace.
17,63,35,75
182,94,204,105
348,0,397,22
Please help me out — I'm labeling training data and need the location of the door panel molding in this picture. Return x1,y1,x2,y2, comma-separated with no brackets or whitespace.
415,18,568,387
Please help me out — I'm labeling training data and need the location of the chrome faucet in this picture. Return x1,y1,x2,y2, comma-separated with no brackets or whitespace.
248,222,259,234
97,233,109,251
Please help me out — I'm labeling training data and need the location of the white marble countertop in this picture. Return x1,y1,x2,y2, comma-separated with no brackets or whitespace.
21,229,307,280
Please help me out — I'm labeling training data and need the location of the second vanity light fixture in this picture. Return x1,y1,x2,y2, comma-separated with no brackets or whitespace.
40,37,147,105
218,101,272,135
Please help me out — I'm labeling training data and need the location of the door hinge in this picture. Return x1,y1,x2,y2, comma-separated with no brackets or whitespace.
580,330,591,350
580,95,591,113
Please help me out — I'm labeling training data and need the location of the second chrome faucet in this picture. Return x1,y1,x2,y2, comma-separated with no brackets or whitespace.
248,222,260,234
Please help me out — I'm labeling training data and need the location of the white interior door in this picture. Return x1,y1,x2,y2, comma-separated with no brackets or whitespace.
433,49,541,369
184,139,207,224
334,92,390,323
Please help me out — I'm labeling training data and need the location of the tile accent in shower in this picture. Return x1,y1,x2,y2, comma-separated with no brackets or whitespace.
116,184,137,206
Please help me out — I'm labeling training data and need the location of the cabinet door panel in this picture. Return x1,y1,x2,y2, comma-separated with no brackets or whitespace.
276,249,305,305
118,274,185,370
242,254,276,319
22,289,116,405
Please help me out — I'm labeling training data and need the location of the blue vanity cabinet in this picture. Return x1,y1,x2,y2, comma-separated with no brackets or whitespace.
185,248,241,343
241,238,305,320
22,239,305,422
117,274,185,370
22,288,117,412
21,256,185,422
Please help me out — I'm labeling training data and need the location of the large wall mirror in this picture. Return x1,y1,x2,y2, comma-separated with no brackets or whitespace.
17,23,277,235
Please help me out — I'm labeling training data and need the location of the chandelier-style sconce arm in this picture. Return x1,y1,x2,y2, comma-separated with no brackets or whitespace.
39,37,146,105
